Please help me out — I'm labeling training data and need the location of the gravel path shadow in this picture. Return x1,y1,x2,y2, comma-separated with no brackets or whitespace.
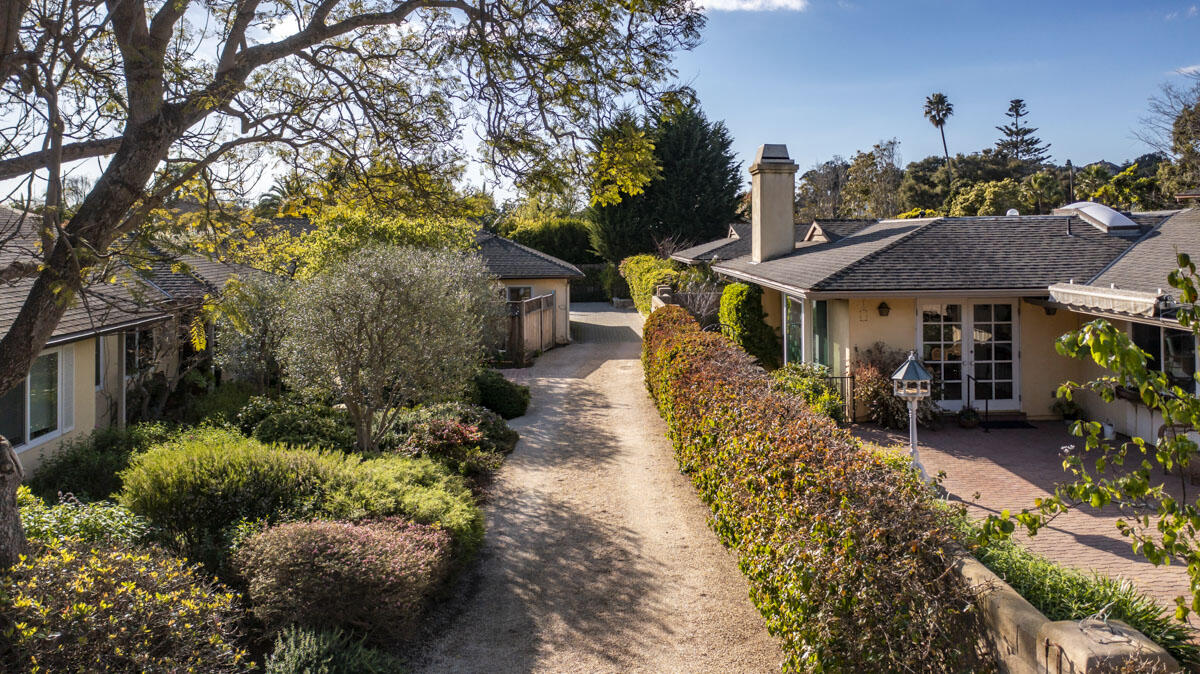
411,304,780,673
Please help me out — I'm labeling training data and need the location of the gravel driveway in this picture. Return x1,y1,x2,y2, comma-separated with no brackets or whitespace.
412,303,780,673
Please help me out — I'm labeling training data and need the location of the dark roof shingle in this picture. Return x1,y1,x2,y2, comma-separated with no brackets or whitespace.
1091,209,1200,298
476,231,583,279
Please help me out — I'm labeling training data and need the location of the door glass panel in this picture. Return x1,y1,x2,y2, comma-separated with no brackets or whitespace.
921,303,962,404
971,303,1015,403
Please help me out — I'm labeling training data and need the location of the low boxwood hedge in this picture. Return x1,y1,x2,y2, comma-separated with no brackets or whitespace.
642,305,989,672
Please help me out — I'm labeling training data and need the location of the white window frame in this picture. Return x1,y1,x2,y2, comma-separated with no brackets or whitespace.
1129,323,1200,396
5,344,75,453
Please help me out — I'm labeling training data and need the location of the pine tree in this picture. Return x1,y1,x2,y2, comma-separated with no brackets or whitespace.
995,99,1051,167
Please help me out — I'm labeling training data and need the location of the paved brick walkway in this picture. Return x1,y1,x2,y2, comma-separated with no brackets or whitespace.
855,423,1192,613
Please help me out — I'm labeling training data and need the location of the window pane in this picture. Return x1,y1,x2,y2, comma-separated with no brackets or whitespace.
994,344,1013,361
995,304,1013,322
0,382,23,446
1132,323,1161,366
29,353,58,439
996,363,1013,381
944,304,960,322
923,324,940,342
95,339,102,388
974,363,993,381
942,383,962,401
994,324,1013,342
976,343,993,361
1164,330,1196,389
994,383,1013,400
975,382,993,400
136,329,154,372
923,309,941,323
124,331,137,374
944,363,961,382
974,304,992,322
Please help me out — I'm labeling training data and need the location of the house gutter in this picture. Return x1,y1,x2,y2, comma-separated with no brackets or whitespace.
45,314,171,347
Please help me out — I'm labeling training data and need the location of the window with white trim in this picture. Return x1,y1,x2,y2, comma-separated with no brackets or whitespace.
1131,323,1198,393
95,337,104,390
0,346,75,450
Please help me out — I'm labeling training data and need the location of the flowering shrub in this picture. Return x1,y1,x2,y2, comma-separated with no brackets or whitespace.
119,427,482,568
17,486,150,545
851,341,940,429
1,537,251,673
266,627,405,674
390,401,519,477
236,518,452,644
642,305,989,672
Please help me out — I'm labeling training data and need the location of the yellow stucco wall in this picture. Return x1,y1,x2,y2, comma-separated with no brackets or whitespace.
501,278,572,344
761,287,783,331
846,297,917,362
1018,301,1087,420
18,338,98,474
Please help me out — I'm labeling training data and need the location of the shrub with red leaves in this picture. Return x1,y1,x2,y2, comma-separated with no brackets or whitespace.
642,305,992,672
235,517,452,645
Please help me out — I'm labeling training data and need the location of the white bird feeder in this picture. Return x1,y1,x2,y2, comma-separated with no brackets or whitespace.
891,351,933,481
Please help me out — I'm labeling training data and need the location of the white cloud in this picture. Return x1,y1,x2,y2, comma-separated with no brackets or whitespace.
1166,4,1198,20
1191,5,1199,17
703,0,808,10
1178,64,1200,75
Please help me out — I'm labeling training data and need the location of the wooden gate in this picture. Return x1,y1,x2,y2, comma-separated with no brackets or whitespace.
500,292,558,367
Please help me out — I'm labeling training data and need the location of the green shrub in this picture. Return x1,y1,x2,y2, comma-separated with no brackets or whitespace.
183,380,257,426
770,363,846,423
17,485,150,545
601,262,630,299
119,428,483,566
28,421,174,501
717,282,780,369
254,409,357,450
973,535,1199,667
472,369,530,419
1,537,251,673
237,518,452,644
508,216,601,264
641,306,988,671
619,254,679,314
390,401,518,477
266,627,405,674
322,455,484,557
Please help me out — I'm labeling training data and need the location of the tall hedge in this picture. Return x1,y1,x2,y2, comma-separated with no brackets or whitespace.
641,305,990,672
618,254,679,314
717,282,780,369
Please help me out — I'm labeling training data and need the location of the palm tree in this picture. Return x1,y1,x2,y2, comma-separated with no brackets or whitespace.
923,93,954,164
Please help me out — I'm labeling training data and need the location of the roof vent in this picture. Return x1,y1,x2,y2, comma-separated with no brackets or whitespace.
1052,201,1141,235
1005,208,1020,216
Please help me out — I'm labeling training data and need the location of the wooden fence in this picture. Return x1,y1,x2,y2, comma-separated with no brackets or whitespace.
500,292,558,367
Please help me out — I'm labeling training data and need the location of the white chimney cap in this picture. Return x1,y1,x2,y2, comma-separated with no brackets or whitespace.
1006,208,1020,216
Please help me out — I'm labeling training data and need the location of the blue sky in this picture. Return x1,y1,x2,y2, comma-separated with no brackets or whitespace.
683,0,1200,175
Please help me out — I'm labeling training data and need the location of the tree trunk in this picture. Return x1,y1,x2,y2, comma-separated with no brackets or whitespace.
0,436,26,570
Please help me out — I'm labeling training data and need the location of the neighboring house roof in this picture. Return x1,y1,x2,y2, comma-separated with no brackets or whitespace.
711,211,1173,295
144,253,265,303
804,219,877,242
673,221,830,264
1090,208,1200,298
1178,188,1200,200
0,279,170,348
475,230,583,279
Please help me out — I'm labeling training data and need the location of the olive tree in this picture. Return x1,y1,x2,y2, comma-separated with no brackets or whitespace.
214,273,291,393
280,245,502,452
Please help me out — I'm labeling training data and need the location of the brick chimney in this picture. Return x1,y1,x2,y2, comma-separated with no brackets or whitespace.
750,144,799,263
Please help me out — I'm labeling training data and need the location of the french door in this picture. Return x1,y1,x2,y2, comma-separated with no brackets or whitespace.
919,301,1019,412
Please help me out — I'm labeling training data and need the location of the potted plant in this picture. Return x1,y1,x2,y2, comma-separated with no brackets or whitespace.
1051,398,1083,423
957,406,981,429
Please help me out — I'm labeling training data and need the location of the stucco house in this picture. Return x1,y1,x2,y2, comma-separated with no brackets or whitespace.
673,144,1199,442
476,230,583,346
0,207,260,472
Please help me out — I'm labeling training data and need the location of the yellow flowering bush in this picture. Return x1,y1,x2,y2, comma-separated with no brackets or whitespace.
1,537,251,673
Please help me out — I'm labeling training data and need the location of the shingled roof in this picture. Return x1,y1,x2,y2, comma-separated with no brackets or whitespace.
711,212,1172,295
476,231,583,279
672,222,824,264
1091,209,1200,298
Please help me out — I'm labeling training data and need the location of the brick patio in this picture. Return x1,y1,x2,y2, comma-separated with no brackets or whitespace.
855,422,1192,613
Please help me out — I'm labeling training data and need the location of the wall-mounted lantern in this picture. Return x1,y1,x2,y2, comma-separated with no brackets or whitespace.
877,301,891,317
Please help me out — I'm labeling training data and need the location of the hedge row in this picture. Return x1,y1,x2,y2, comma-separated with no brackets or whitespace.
619,254,679,314
642,305,989,672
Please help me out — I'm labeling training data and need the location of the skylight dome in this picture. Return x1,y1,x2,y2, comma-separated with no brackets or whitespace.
1056,201,1140,233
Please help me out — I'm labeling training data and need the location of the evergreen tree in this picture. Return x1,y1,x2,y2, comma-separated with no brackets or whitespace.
588,102,742,262
995,99,1051,167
